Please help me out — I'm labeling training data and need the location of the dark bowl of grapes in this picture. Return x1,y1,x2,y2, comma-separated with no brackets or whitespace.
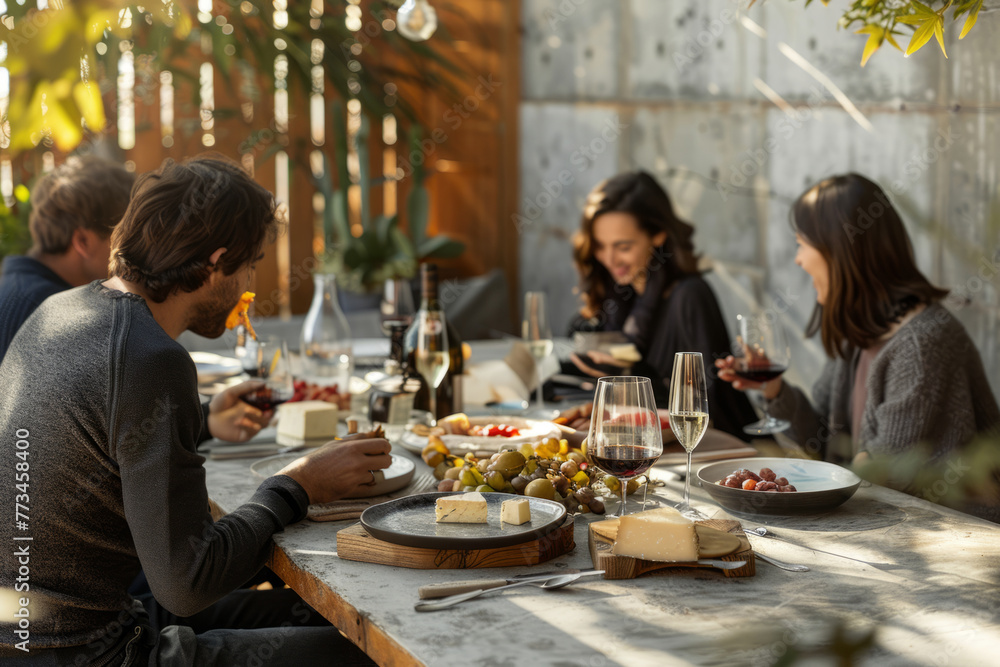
697,457,862,517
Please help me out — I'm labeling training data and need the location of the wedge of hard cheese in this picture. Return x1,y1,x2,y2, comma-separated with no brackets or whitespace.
277,400,339,445
435,492,488,523
611,507,699,562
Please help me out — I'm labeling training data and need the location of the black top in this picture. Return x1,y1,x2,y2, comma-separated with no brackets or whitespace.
571,275,759,441
0,281,309,651
0,255,72,362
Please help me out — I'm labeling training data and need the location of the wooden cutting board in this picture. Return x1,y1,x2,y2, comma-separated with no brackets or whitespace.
588,518,755,579
337,515,575,569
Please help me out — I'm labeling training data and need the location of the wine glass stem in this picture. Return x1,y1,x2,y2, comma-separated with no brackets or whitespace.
684,450,693,508
618,477,628,517
429,386,438,426
760,382,771,423
536,362,544,411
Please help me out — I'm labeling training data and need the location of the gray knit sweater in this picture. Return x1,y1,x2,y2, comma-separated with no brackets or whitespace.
767,303,1000,519
0,282,309,653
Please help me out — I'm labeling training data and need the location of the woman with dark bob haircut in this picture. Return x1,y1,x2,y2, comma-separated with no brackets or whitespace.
717,173,1000,519
568,170,757,440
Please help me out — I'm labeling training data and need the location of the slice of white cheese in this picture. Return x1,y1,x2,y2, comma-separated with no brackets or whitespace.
435,492,488,523
611,507,700,562
277,401,339,440
500,498,531,526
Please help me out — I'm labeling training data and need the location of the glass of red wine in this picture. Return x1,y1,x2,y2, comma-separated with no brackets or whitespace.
733,312,791,435
588,376,663,518
241,338,294,412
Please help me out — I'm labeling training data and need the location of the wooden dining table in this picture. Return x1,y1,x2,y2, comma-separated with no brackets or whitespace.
203,441,1000,666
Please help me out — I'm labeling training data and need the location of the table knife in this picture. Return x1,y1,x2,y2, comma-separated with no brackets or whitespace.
418,569,604,599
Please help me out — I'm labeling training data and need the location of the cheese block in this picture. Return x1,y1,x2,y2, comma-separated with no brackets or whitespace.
277,401,339,441
611,507,700,562
435,492,488,523
500,498,531,526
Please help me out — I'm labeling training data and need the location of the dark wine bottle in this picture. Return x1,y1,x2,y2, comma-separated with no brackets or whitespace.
403,264,464,419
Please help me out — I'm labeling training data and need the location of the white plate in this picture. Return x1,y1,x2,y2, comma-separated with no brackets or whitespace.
397,417,564,455
190,351,243,383
251,453,415,499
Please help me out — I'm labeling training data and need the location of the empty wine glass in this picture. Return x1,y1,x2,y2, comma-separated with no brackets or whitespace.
241,339,294,412
668,352,709,517
588,376,663,518
415,309,450,424
380,278,416,336
733,312,791,435
522,291,554,417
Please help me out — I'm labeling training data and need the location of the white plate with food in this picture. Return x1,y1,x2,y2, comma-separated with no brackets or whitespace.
398,414,566,454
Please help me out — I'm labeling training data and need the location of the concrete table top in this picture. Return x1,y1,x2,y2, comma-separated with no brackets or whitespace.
204,449,1000,667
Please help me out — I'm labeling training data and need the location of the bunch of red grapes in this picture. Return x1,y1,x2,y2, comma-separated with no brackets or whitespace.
718,467,797,493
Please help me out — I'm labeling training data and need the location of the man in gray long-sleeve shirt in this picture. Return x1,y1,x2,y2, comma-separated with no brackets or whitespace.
0,155,391,665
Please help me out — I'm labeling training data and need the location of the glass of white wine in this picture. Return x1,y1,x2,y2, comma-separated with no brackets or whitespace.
668,352,710,517
415,309,450,424
522,291,554,417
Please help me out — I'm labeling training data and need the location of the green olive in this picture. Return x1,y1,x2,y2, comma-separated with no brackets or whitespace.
524,478,556,500
485,471,505,490
460,469,477,487
492,451,527,479
475,484,494,493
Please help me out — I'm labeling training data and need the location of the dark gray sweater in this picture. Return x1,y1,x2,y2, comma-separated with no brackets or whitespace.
0,282,309,650
767,303,1000,519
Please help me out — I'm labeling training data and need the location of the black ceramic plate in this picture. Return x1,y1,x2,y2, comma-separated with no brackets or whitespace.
359,492,567,549
697,457,862,517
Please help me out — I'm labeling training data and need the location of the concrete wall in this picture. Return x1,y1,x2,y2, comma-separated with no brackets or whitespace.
518,0,1000,392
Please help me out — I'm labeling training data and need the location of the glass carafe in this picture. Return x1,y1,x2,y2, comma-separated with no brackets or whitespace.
300,273,353,391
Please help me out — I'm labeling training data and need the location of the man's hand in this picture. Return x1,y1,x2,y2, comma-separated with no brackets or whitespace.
276,438,393,505
569,351,630,378
207,380,273,442
557,402,593,432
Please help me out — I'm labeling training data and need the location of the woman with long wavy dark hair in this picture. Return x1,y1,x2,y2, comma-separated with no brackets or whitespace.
717,173,1000,520
568,170,757,440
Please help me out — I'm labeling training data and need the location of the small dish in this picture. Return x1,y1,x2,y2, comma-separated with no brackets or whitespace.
697,457,862,517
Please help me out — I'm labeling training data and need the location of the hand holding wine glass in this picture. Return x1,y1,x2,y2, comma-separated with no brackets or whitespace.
241,338,294,412
716,313,791,435
416,309,450,424
588,377,663,518
668,352,710,516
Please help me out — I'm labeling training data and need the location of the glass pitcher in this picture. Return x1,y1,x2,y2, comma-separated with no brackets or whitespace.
300,273,353,390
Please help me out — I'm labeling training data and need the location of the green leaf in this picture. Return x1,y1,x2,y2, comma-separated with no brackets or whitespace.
905,18,938,56
355,114,371,231
375,214,398,245
407,181,431,248
417,236,466,260
960,0,982,39
910,1,938,17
